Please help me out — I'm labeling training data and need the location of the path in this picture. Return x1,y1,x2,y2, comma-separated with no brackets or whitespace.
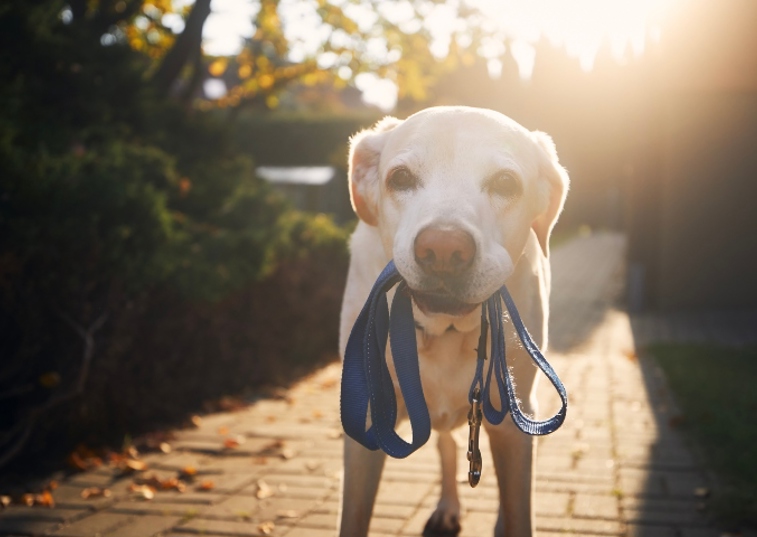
0,232,734,537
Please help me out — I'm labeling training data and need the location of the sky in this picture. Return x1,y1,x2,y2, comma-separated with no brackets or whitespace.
195,0,677,110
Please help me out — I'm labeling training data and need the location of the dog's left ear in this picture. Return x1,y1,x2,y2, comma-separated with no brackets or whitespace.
530,131,570,257
348,116,402,226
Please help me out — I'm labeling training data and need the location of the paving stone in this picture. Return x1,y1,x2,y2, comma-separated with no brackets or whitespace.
534,492,571,516
106,515,181,537
51,512,134,536
281,528,334,537
678,529,724,537
458,510,499,537
375,482,433,506
536,515,624,535
573,493,619,519
166,534,230,537
623,507,707,526
0,506,86,523
368,515,406,533
0,516,62,535
109,501,208,517
292,512,336,530
50,484,116,510
625,524,678,537
177,517,288,536
150,491,225,505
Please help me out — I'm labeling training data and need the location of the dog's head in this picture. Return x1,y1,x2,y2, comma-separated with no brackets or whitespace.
349,106,569,329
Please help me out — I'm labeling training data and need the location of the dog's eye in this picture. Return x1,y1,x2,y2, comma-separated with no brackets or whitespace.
387,167,419,191
484,171,522,199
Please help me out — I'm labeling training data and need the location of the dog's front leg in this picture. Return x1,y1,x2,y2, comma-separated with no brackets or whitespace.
338,436,387,537
485,419,536,537
425,430,461,534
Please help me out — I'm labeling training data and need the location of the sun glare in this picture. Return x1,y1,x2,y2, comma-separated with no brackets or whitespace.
199,0,678,110
472,0,675,76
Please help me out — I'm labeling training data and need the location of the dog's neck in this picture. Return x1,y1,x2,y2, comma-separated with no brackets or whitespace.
411,301,481,338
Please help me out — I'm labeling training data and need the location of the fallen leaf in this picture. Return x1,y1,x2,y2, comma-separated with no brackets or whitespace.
281,448,295,460
118,459,147,474
0,496,10,508
224,436,245,449
255,480,273,499
160,477,186,492
217,426,229,435
159,442,172,454
180,466,197,478
80,487,112,499
258,521,275,535
22,494,34,506
128,484,155,500
36,491,55,508
305,461,321,472
197,480,215,491
190,415,202,428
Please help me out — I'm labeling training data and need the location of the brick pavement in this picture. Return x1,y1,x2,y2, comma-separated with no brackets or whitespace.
0,232,739,537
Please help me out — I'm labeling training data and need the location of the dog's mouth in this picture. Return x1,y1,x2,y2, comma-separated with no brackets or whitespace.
409,289,479,317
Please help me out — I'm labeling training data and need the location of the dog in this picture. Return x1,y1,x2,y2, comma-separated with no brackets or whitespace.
338,106,569,537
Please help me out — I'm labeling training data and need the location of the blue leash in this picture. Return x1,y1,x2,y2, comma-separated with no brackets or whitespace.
340,260,568,466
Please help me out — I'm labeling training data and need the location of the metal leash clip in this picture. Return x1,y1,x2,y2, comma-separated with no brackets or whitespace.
467,387,483,487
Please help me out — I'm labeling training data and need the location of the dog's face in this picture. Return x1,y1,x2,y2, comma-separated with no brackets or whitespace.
349,107,568,328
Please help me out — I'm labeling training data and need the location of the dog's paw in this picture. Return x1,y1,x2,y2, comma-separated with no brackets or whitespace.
422,503,461,536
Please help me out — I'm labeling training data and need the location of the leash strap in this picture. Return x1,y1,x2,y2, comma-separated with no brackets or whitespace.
468,286,568,435
340,261,431,458
340,261,567,459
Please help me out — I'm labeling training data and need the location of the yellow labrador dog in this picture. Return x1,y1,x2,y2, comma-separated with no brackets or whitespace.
338,106,569,537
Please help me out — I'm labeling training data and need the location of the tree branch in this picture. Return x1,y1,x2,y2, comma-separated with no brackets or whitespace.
151,0,212,95
0,311,107,470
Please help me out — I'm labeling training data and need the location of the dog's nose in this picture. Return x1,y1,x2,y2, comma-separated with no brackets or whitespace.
414,226,476,277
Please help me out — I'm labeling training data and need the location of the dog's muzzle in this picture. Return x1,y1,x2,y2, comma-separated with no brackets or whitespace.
411,225,479,315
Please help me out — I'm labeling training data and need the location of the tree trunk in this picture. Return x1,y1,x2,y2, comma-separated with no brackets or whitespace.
151,0,212,96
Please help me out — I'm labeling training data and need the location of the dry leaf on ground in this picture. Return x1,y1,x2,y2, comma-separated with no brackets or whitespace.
128,484,155,500
179,466,197,478
197,480,215,491
255,480,273,499
258,521,275,535
80,487,112,499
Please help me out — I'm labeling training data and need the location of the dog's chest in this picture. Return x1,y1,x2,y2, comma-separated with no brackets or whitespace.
407,327,480,431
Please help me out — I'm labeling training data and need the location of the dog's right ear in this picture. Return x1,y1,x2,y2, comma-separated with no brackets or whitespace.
348,116,401,226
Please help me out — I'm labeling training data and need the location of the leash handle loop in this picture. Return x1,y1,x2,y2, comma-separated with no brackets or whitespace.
498,286,568,435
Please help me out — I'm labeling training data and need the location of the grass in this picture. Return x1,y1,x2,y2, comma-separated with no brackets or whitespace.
648,343,757,529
